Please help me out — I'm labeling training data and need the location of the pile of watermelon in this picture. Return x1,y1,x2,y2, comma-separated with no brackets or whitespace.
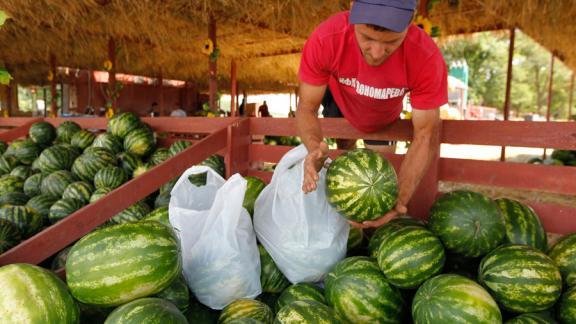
529,149,576,166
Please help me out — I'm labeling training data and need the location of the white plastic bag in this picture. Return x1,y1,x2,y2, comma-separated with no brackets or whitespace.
169,166,261,310
254,145,349,283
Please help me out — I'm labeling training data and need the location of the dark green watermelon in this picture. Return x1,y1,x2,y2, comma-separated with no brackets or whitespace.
558,286,576,324
26,194,58,224
111,201,150,224
141,207,169,227
275,283,326,313
160,178,177,195
124,127,156,157
4,139,40,165
70,130,96,150
117,152,143,175
35,145,76,173
0,218,22,253
62,181,94,204
243,176,265,217
40,170,77,198
0,141,6,155
368,216,425,258
0,155,19,175
549,233,576,287
23,173,44,197
187,298,221,324
149,148,171,166
92,133,123,155
48,198,85,224
154,191,171,209
29,121,56,146
103,297,187,324
0,205,43,237
56,121,82,144
51,246,72,271
0,192,29,207
94,166,127,190
0,175,24,195
259,245,290,294
506,311,558,324
200,155,225,178
154,275,190,314
169,141,192,157
10,165,32,180
90,188,112,203
107,112,141,139
496,198,547,252
72,148,117,182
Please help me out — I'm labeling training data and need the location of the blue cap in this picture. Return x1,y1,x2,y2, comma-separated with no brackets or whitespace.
350,0,417,32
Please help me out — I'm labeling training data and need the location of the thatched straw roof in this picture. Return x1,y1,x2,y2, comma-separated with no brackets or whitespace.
0,1,574,91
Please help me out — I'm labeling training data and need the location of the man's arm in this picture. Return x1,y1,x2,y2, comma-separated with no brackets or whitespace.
360,108,440,228
295,81,329,193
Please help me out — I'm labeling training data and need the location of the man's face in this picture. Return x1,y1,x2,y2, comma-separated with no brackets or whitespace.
354,24,408,66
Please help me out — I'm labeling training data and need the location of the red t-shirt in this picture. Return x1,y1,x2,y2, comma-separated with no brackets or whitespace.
299,12,448,133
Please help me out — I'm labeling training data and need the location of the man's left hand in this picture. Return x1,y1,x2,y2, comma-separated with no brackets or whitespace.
348,203,408,229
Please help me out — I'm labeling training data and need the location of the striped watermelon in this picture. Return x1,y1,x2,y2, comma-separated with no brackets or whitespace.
90,187,113,203
496,198,547,251
161,178,177,194
188,171,208,187
259,245,290,294
244,176,265,217
56,121,82,144
10,165,32,179
0,205,42,238
0,218,21,253
169,140,192,156
257,293,280,315
547,233,576,287
154,191,171,209
275,300,339,324
29,121,57,145
0,174,24,195
429,190,505,258
155,275,190,314
62,181,94,203
104,297,187,324
107,112,141,139
49,198,85,224
0,192,29,207
4,139,41,165
58,143,82,159
0,155,19,175
92,132,123,155
72,148,117,182
412,274,502,323
70,129,96,150
478,244,562,313
506,311,558,324
0,263,80,323
112,201,150,224
368,216,425,258
149,148,171,166
66,221,182,306
51,246,72,271
40,170,77,198
142,206,169,227
23,173,44,197
347,226,364,252
35,145,76,173
227,317,265,323
26,194,58,223
118,151,143,175
325,256,404,323
275,283,326,313
94,166,128,190
558,286,576,324
124,127,156,157
218,299,274,324
200,154,225,178
326,148,398,222
132,163,151,178
377,225,445,289
0,141,6,155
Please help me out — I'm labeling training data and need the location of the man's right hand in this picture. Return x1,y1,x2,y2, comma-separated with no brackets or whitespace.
302,141,329,193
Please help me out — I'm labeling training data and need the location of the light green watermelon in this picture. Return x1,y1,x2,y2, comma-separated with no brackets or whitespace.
275,300,339,324
149,148,171,166
90,187,113,203
218,299,273,324
0,174,24,195
62,181,94,203
104,297,187,324
368,216,425,258
496,198,547,251
4,139,41,165
244,176,265,217
124,127,156,157
548,233,576,287
275,283,326,313
107,112,141,139
142,207,169,227
111,201,150,224
558,286,576,324
92,133,123,155
70,129,96,150
259,245,290,294
169,140,192,157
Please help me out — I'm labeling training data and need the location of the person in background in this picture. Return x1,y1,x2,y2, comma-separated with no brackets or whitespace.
258,100,271,117
170,104,187,117
148,102,159,117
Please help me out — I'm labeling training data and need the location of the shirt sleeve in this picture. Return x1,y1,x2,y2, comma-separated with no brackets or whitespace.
410,51,448,110
298,30,331,85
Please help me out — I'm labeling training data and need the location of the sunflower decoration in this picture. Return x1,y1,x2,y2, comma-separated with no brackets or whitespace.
105,102,115,118
202,39,220,62
0,10,9,27
414,15,440,37
103,60,113,71
0,67,12,85
47,71,54,82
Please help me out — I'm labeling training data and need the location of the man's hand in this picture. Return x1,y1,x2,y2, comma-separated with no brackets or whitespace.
348,203,407,229
302,141,329,193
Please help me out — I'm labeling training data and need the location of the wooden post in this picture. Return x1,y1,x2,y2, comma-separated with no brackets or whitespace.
159,72,164,116
208,15,218,111
43,88,47,117
500,28,515,161
569,72,574,121
50,54,58,117
108,38,117,112
230,60,237,116
543,54,555,160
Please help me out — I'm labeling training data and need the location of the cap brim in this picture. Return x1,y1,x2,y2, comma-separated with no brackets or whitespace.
350,2,414,32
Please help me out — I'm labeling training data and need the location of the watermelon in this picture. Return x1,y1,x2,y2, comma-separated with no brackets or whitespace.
92,132,123,155
412,274,501,323
187,298,221,324
70,129,96,150
496,198,547,251
429,190,505,258
118,151,143,175
40,170,77,198
62,181,94,203
112,201,150,224
218,299,274,324
325,256,403,323
56,120,82,143
347,226,364,252
0,141,6,155
275,283,326,313
188,171,208,187
368,216,425,258
29,121,57,145
23,173,44,197
161,178,177,194
0,155,19,175
49,198,85,224
90,187,113,203
142,206,169,227
0,263,80,323
259,245,290,293
257,293,280,314
558,286,576,324
227,318,264,324
478,244,562,313
10,165,32,179
326,148,398,222
0,218,21,253
66,222,182,306
35,145,76,173
104,297,187,324
169,140,192,157
72,148,117,182
51,246,72,271
132,163,151,178
94,166,128,190
505,311,558,324
244,176,265,217
275,300,339,324
155,275,190,314
124,127,156,157
548,233,576,287
200,154,225,177
26,194,58,223
0,174,24,195
4,139,40,165
149,148,171,166
58,143,82,159
107,112,141,139
0,205,42,238
377,225,445,289
0,192,29,207
154,191,171,209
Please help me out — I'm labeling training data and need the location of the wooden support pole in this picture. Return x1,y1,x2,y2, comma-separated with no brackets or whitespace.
50,54,58,117
208,15,218,112
500,28,515,162
230,60,237,117
159,73,164,116
108,38,117,112
543,54,555,160
569,72,574,121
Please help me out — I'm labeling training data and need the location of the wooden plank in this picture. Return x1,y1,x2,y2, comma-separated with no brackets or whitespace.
440,158,576,196
0,127,229,266
143,117,239,133
0,117,41,127
226,118,251,177
529,203,576,235
0,118,42,142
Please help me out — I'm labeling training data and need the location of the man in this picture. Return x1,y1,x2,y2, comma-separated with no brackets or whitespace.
258,100,271,117
296,0,447,228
